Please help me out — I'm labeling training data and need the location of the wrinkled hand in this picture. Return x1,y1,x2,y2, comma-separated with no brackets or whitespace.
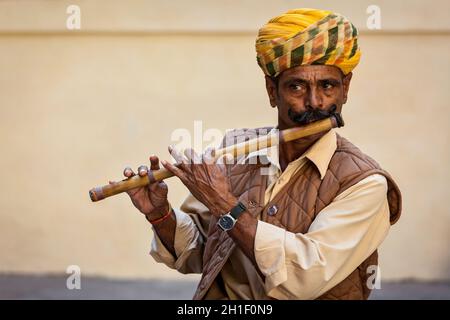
110,155,170,220
161,146,237,217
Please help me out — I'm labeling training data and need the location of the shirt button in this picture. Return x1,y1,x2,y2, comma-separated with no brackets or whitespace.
267,205,278,216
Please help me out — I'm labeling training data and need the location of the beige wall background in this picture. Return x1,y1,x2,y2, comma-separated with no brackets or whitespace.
0,0,449,282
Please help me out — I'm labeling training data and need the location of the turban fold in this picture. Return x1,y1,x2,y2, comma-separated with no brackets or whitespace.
255,8,361,77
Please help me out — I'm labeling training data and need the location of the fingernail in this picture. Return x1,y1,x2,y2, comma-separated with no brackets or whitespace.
161,160,167,165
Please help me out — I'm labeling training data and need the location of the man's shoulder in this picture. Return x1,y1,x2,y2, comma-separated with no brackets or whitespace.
333,133,382,171
330,134,402,224
326,133,387,193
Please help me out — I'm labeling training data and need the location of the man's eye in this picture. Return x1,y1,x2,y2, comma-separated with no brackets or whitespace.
322,82,334,89
289,84,303,91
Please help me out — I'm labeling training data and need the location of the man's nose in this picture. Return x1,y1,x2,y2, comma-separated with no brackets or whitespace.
306,87,323,109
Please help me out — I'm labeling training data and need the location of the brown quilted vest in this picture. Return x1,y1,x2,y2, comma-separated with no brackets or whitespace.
192,128,402,300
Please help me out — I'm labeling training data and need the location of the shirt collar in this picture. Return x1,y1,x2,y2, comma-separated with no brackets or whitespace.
242,128,337,180
302,129,337,179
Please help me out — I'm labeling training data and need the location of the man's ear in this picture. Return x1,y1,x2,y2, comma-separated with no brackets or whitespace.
265,76,278,108
342,72,353,104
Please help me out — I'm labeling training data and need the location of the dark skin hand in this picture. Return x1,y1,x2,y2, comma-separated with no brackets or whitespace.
122,64,353,267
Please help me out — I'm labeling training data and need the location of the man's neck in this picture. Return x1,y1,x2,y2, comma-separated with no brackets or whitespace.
278,131,325,172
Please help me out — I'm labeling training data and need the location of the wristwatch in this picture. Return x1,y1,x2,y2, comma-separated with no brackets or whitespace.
217,202,247,231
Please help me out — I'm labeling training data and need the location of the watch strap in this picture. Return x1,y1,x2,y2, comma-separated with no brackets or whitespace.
230,201,247,219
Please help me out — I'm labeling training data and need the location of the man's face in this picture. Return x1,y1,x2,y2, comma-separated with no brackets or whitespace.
265,65,352,129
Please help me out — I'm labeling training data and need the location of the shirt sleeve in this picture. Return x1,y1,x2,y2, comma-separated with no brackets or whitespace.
254,174,391,299
150,194,211,274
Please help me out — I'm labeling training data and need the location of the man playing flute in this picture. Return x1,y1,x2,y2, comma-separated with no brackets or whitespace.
116,8,402,300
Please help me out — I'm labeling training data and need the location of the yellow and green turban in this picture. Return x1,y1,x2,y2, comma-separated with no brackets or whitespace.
255,8,361,77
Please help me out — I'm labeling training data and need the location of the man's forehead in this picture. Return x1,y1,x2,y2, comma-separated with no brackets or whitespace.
280,65,343,81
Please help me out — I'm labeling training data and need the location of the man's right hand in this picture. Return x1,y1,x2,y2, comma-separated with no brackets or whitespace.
110,155,170,221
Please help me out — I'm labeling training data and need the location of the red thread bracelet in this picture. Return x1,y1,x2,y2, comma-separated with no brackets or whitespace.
148,203,172,225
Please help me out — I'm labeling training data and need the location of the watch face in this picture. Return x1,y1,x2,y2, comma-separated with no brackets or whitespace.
219,215,235,230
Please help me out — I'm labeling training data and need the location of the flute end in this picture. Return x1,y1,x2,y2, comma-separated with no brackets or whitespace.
332,113,345,128
89,187,104,202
